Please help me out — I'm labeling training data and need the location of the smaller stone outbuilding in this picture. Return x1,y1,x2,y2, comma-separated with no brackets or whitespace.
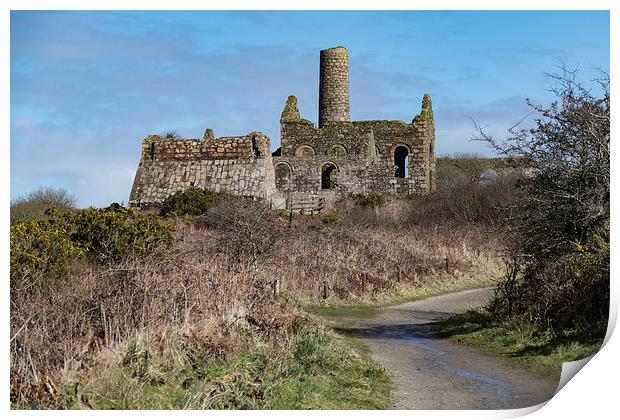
128,131,275,210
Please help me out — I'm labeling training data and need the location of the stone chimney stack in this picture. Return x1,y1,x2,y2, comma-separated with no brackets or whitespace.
318,46,350,127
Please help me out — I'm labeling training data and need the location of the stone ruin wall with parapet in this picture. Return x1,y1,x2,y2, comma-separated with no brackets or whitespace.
273,93,436,203
128,131,275,209
128,45,436,212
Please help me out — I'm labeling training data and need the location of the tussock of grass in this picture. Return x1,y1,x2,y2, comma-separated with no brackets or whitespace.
437,309,604,380
52,324,389,410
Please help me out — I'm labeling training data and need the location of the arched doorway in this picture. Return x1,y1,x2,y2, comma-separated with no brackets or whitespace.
321,163,338,189
394,146,409,178
275,162,292,190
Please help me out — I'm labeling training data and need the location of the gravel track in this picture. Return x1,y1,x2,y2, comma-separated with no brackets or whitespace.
338,288,559,409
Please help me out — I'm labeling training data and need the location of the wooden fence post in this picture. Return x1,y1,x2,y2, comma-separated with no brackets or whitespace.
322,281,328,300
273,278,281,298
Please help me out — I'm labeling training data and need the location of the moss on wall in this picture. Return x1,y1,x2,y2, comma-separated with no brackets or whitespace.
281,95,301,123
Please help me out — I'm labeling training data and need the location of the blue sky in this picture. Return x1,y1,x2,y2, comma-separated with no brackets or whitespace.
10,10,609,207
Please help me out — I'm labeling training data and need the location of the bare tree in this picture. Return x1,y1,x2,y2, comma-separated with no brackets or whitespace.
205,198,284,275
473,67,610,335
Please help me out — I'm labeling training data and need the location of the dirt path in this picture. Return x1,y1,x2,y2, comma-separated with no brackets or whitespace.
338,288,559,409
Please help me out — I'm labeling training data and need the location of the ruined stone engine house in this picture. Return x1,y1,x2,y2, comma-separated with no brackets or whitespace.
129,46,436,212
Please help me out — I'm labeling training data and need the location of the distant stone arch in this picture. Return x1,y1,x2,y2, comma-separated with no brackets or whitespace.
321,162,339,189
295,144,316,157
327,144,347,156
393,145,410,178
275,162,293,190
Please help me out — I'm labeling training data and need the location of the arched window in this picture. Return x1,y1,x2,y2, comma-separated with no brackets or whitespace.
394,146,409,178
295,145,316,157
328,144,347,156
321,163,338,189
275,162,292,190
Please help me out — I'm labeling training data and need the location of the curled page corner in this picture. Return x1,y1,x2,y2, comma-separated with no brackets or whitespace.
554,355,595,396
551,308,616,397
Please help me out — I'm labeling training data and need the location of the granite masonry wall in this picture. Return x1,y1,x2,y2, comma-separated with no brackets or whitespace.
273,91,435,211
128,132,275,209
128,45,436,213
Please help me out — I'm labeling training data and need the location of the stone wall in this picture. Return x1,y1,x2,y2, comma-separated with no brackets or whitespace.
273,93,435,209
128,45,436,213
128,132,275,209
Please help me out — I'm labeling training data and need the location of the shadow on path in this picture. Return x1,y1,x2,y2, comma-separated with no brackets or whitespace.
328,289,558,409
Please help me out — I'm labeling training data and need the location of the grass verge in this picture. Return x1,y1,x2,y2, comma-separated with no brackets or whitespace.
305,273,497,319
39,323,390,410
436,309,604,380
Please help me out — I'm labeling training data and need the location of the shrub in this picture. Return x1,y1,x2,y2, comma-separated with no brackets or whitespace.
10,206,175,291
60,206,175,264
160,188,228,217
163,131,181,139
476,69,610,336
349,193,387,208
10,187,76,224
10,220,82,292
321,212,340,225
202,198,284,272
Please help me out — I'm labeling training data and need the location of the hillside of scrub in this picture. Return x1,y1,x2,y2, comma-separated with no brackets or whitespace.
10,167,513,409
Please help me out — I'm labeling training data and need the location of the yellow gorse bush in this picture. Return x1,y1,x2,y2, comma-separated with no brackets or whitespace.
10,205,175,291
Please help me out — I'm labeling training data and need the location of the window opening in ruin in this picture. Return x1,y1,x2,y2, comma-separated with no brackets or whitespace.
329,144,347,156
394,146,409,178
295,145,316,157
252,135,261,157
149,142,155,160
275,163,292,190
321,163,338,189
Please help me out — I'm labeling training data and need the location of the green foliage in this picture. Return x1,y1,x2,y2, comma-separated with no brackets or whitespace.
203,128,214,140
349,193,387,208
321,212,340,225
280,95,301,123
58,206,175,264
10,220,82,292
52,326,390,409
160,188,228,217
10,187,76,224
10,206,174,291
438,309,603,380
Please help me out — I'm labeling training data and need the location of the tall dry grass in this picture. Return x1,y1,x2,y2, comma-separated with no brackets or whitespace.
11,177,516,407
269,206,504,302
10,241,296,407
